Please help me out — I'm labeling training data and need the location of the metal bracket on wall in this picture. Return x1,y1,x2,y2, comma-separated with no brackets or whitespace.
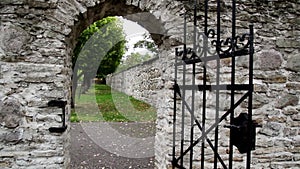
48,100,67,133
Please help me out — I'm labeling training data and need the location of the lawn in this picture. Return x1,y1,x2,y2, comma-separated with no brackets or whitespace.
71,84,157,122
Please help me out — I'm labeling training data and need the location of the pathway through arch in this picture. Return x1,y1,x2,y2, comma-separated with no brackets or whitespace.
70,122,155,168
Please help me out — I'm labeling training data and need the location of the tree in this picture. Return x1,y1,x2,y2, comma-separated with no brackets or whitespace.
133,33,158,54
115,33,158,72
72,17,125,107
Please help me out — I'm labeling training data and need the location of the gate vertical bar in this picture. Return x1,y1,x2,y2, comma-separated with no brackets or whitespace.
202,1,208,168
180,13,187,168
229,0,236,168
190,0,197,167
215,0,221,168
173,48,178,169
247,24,254,169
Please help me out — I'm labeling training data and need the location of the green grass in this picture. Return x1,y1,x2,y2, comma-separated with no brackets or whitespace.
71,84,157,122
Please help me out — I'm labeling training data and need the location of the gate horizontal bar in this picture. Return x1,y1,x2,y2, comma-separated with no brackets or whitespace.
179,84,252,91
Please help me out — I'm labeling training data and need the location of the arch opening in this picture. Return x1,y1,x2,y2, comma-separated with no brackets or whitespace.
67,1,166,168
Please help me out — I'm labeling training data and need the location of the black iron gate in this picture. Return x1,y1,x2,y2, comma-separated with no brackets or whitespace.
172,0,258,168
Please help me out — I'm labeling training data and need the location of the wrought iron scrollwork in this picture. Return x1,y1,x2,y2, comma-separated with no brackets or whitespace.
206,28,216,38
209,32,251,56
234,33,250,52
176,47,198,61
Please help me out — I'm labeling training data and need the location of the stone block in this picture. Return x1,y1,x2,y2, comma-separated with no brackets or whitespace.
0,23,30,56
283,107,298,115
286,53,300,72
254,71,285,83
292,114,300,121
262,74,287,83
270,161,300,169
288,72,300,82
286,82,300,91
0,158,13,168
0,0,26,5
291,121,300,127
72,0,87,14
255,49,283,70
4,128,23,143
0,98,24,128
27,0,58,8
259,122,284,137
276,38,300,48
236,55,250,68
294,135,300,147
254,83,268,93
275,93,299,109
242,93,268,109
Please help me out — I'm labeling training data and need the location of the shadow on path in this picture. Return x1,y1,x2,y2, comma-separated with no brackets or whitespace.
70,122,155,169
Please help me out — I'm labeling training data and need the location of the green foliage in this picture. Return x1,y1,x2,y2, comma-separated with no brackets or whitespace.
133,33,158,53
115,33,158,72
116,52,153,72
72,84,157,122
73,16,126,78
133,40,157,53
70,110,80,122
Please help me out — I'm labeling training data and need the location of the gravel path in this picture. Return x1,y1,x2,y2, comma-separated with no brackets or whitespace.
70,122,155,169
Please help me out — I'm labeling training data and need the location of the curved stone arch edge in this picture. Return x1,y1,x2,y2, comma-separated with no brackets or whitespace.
57,0,186,167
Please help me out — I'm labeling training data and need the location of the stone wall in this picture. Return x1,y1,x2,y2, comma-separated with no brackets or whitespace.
0,0,184,168
0,1,72,168
107,57,162,107
107,0,300,168
0,0,299,168
237,1,300,167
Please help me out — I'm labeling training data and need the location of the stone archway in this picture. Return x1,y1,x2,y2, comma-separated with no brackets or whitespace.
0,0,184,168
1,1,300,169
66,1,183,168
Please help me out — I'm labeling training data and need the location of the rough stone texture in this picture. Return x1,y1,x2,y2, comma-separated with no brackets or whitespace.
107,57,163,107
0,23,30,54
0,0,299,169
259,122,284,137
275,93,299,109
286,53,300,72
0,98,24,128
255,49,283,71
2,128,23,143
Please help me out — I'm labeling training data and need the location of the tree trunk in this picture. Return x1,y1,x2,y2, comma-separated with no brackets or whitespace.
82,73,93,94
71,67,78,108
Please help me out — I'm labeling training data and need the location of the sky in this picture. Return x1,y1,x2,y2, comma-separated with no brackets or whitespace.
121,17,147,36
119,17,153,57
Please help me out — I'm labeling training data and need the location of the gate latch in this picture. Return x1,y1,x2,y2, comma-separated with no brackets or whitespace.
48,100,67,133
225,113,261,154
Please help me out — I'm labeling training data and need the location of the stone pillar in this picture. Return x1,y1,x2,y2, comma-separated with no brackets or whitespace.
0,1,70,168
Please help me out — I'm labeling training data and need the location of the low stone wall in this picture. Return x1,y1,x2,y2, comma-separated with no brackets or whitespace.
107,57,162,107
